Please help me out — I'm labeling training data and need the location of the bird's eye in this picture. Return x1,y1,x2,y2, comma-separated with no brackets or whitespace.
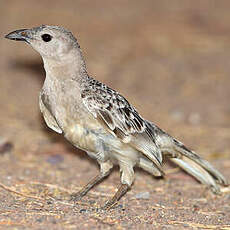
41,34,52,42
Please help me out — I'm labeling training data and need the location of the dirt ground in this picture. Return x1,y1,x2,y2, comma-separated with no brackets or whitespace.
0,0,230,229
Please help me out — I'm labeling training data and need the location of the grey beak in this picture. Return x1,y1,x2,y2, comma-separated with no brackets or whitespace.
5,29,32,43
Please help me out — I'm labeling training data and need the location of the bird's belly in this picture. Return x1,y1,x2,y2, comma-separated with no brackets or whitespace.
42,98,140,165
63,122,101,152
64,122,140,164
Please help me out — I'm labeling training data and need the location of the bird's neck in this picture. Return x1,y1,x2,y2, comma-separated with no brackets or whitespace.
42,49,88,84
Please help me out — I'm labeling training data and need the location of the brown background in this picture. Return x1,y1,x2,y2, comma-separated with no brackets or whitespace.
0,0,230,229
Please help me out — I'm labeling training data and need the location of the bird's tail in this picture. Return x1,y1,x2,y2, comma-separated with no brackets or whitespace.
147,121,228,193
168,138,228,193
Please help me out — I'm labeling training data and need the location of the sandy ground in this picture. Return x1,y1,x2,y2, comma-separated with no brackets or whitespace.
0,0,230,229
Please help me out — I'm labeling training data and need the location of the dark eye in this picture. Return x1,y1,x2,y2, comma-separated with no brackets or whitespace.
41,34,52,42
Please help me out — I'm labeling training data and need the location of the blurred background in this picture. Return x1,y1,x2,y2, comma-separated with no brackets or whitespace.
0,0,229,228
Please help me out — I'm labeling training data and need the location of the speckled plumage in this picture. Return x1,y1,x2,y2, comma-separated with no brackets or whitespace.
5,25,228,209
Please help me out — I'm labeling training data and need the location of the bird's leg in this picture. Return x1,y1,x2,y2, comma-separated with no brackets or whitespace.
71,173,108,201
103,163,133,209
71,161,113,201
103,183,130,210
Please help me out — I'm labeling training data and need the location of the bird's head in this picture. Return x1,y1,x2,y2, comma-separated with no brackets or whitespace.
5,25,81,62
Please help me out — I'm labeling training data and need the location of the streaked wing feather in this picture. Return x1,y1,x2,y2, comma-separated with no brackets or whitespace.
81,79,163,167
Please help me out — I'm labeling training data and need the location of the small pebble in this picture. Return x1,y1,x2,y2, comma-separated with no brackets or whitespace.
118,204,123,209
0,140,13,154
47,200,53,205
47,154,64,165
134,191,150,200
79,208,87,213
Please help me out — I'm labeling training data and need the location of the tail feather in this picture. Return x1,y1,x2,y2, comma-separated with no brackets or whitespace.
173,139,228,186
142,121,228,193
170,156,222,193
166,139,228,193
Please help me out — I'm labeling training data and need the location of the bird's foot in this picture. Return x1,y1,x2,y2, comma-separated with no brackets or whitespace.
101,200,118,211
70,191,86,202
100,183,129,210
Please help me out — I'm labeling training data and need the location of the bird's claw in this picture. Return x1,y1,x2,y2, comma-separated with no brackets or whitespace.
70,192,85,202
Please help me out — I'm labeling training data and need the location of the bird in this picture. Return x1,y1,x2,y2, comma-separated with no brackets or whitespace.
5,25,228,209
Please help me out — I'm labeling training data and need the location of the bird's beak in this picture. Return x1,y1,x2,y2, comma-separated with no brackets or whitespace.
5,29,32,43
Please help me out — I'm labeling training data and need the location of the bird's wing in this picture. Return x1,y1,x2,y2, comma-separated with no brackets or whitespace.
81,79,163,168
39,94,62,134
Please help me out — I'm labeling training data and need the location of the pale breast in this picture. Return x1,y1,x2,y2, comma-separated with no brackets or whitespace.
42,77,85,125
